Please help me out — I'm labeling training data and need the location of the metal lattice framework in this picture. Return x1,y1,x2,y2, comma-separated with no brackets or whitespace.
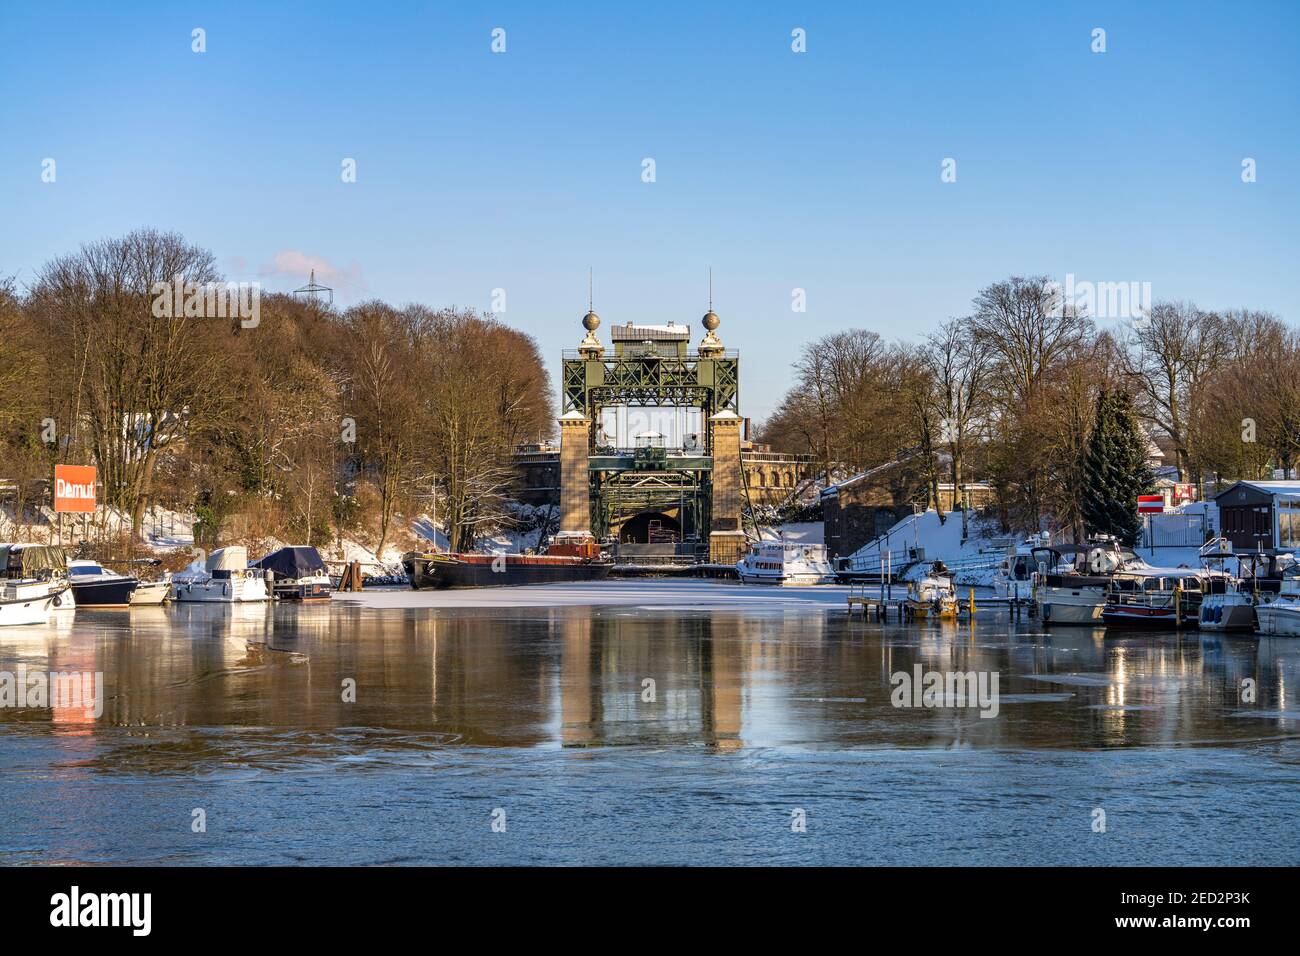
562,351,739,420
561,349,739,543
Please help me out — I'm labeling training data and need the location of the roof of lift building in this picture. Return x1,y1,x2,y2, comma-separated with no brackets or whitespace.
609,321,690,341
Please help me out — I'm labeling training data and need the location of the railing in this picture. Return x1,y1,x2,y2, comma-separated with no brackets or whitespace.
741,452,816,463
836,547,914,580
562,349,740,361
942,553,1004,575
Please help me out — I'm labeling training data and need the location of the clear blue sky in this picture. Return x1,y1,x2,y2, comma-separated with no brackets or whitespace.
2,1,1297,421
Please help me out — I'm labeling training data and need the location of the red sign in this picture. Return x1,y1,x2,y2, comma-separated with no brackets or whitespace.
54,465,97,513
1137,494,1167,514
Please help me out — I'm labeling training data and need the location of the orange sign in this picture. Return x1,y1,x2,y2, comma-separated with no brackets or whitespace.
54,464,97,513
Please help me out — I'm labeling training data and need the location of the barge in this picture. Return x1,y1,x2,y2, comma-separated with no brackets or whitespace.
402,547,612,590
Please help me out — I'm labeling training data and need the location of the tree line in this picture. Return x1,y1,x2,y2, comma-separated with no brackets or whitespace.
0,230,553,556
761,275,1299,540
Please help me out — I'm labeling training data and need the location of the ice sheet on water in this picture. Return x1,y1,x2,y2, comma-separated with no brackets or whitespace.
1020,673,1113,687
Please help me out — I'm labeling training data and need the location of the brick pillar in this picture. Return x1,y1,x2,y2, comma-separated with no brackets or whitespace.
557,412,593,539
708,411,747,564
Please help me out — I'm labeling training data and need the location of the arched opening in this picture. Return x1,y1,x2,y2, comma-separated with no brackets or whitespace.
619,511,682,544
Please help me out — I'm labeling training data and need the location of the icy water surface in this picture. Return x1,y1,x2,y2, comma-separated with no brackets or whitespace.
2,586,1300,865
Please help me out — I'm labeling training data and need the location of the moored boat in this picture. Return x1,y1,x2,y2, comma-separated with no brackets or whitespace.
252,546,332,601
0,582,58,626
1102,567,1219,628
129,577,172,606
0,543,75,611
1032,540,1135,626
67,559,139,608
736,541,833,585
993,542,1037,601
905,561,957,618
1199,550,1290,632
173,546,271,603
1256,564,1300,637
402,547,612,589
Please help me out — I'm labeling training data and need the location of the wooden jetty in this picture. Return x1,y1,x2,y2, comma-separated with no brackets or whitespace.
847,583,1035,621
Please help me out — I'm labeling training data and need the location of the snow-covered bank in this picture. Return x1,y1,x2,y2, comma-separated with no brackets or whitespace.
846,506,1226,584
332,579,852,610
845,509,1014,585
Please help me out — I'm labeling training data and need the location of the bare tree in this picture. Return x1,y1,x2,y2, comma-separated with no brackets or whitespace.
925,318,990,511
1119,301,1231,481
27,230,229,538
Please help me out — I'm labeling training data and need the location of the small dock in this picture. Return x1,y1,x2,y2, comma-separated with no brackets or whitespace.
846,584,1036,621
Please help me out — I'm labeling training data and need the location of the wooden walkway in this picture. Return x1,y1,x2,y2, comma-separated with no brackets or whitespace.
846,584,1035,621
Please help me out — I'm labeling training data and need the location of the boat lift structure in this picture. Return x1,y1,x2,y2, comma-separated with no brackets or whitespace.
555,283,748,565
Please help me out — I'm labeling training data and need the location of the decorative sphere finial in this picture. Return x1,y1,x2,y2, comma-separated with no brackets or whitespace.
702,310,720,332
583,310,600,332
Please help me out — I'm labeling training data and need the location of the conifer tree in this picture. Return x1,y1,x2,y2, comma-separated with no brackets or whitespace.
1081,390,1155,546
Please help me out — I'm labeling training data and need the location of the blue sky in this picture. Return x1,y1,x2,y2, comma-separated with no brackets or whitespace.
2,1,1297,421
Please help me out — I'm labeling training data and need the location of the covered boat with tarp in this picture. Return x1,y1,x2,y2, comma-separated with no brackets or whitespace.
0,544,68,580
0,544,74,611
251,546,332,601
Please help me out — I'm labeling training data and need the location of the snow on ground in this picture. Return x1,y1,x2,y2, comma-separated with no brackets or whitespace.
848,505,1229,584
332,578,854,610
410,515,450,551
1,502,197,550
847,509,1015,584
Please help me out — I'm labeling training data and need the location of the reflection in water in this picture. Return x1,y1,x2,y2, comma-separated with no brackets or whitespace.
3,602,1300,864
5,605,1300,752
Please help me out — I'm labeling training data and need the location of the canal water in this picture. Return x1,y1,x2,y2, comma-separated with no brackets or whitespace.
2,594,1299,865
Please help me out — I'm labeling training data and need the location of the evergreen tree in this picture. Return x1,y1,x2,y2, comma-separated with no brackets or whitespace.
1081,390,1155,546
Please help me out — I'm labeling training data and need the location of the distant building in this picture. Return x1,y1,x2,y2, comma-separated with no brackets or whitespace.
1213,480,1300,551
820,460,919,559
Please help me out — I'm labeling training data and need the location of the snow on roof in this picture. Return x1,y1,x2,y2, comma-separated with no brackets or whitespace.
610,322,690,341
820,454,917,497
1216,478,1300,502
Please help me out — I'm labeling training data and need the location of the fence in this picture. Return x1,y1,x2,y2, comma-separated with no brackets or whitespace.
1140,512,1209,549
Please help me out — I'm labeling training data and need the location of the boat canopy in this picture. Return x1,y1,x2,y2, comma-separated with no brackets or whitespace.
252,546,328,580
0,544,68,576
206,546,249,572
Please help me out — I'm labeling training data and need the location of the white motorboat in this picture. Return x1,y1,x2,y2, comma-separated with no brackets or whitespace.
129,576,172,606
993,543,1037,601
172,547,271,603
1032,540,1135,626
0,581,58,626
0,543,74,611
737,541,834,585
1256,564,1300,637
1200,551,1292,632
